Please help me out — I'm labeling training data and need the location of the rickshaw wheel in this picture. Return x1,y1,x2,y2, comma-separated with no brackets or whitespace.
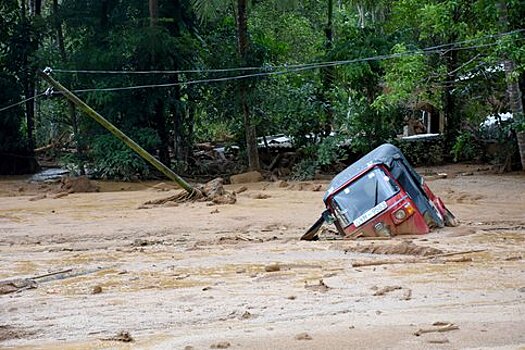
300,216,324,241
443,208,459,227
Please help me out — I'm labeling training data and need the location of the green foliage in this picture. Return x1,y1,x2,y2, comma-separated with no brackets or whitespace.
2,0,525,177
291,158,317,181
374,43,442,110
0,73,26,153
316,135,348,166
336,91,403,154
75,128,160,180
451,131,483,162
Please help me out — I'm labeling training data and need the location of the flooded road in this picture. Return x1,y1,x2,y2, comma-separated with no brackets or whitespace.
0,165,524,349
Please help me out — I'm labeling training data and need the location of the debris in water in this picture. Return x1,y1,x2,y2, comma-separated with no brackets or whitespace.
234,186,248,195
240,311,252,319
427,337,449,344
0,325,35,341
504,256,522,261
141,178,236,208
230,171,263,184
305,279,331,293
92,285,102,294
100,330,134,342
264,263,281,272
275,180,289,188
59,176,99,193
372,285,402,296
414,323,459,336
311,184,323,191
0,278,38,295
252,193,271,199
295,332,313,340
210,341,231,349
400,288,412,300
29,194,46,201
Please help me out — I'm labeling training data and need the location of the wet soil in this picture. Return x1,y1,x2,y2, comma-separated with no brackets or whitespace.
0,164,524,349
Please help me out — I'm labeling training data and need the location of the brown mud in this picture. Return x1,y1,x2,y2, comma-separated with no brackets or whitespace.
0,164,524,349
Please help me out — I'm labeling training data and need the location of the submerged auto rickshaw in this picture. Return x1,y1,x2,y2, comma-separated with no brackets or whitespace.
301,143,457,240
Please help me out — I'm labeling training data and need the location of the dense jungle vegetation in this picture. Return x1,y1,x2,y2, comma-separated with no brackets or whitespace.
0,0,524,178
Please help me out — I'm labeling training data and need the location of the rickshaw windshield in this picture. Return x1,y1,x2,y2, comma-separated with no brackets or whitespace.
331,167,399,227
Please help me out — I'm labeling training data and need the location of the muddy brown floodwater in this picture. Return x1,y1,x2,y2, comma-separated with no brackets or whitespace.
0,164,524,349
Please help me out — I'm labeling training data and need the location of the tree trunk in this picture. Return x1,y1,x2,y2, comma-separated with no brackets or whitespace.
320,0,335,136
70,102,86,175
149,0,159,27
172,73,185,162
237,0,260,170
498,1,525,170
23,77,36,151
20,0,35,150
35,0,41,15
52,0,67,61
443,43,460,149
154,100,171,165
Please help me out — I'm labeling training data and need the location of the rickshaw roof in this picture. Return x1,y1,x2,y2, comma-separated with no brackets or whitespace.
323,143,406,202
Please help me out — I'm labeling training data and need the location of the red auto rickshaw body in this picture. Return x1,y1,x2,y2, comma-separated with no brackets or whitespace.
325,164,431,238
308,143,457,240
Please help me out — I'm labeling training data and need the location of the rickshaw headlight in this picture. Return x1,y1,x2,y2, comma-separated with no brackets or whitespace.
394,209,407,221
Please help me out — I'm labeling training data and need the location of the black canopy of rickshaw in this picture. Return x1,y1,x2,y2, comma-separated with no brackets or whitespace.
323,143,444,227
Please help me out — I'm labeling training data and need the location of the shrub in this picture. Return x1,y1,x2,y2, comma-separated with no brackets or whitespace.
61,127,161,180
451,131,483,162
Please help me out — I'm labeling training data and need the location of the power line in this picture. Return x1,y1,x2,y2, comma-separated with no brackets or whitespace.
0,93,45,113
52,29,524,75
420,28,523,51
1,30,522,112
67,41,509,94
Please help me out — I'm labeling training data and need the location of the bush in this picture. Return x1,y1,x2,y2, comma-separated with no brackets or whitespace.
90,128,160,180
451,131,483,162
291,158,317,181
61,127,161,180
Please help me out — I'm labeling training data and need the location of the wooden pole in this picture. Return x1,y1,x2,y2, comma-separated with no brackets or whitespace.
38,69,196,194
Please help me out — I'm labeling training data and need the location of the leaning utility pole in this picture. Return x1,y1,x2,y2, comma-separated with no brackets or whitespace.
38,68,197,194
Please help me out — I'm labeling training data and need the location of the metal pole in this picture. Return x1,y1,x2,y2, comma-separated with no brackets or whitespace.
38,69,196,194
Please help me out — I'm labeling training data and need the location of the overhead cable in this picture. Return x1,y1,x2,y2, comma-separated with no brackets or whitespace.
52,29,524,75
0,93,45,113
1,30,522,111
68,41,511,94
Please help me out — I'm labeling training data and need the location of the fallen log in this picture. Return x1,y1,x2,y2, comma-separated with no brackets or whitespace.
424,249,486,259
414,323,459,336
32,268,73,280
352,259,413,268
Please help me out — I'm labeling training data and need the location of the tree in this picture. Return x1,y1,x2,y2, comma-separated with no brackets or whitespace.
0,0,40,174
192,0,263,170
497,0,525,170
